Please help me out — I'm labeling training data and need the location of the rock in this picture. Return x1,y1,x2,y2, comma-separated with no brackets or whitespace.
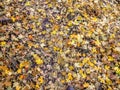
66,86,74,90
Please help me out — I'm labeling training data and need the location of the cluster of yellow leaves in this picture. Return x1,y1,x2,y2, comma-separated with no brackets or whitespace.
0,66,11,75
33,54,43,65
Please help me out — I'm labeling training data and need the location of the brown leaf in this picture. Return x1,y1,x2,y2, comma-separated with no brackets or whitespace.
4,81,11,86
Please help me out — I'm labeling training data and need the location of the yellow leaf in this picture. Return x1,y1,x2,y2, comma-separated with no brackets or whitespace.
53,25,59,31
95,39,101,46
68,7,74,12
79,70,83,74
92,17,98,22
82,73,86,78
36,58,43,65
83,13,88,18
38,76,44,84
98,76,105,83
77,16,82,21
69,66,74,70
110,32,115,38
91,47,97,53
33,54,43,65
79,63,83,67
107,86,112,90
86,69,91,74
11,16,16,22
68,73,72,76
25,1,30,6
37,22,40,26
105,65,110,70
108,56,114,61
53,46,60,51
68,21,73,26
61,80,65,83
74,20,79,25
114,67,120,75
88,61,94,67
0,41,6,46
37,9,42,12
82,57,89,64
51,30,57,35
48,3,52,8
17,69,22,74
105,77,112,85
35,83,39,88
5,70,11,75
16,85,21,90
83,83,89,88
68,73,73,80
27,41,34,48
67,0,72,3
93,60,97,64
20,61,29,68
56,15,61,20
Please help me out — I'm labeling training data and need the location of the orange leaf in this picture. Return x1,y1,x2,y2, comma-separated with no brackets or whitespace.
28,35,33,40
